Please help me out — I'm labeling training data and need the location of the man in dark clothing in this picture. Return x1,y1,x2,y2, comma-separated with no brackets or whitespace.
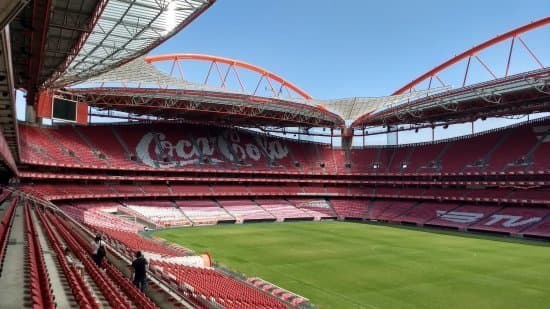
131,251,148,293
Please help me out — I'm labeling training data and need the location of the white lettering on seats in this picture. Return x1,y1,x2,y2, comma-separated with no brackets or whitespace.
135,130,290,168
484,215,542,227
245,144,261,161
436,211,484,224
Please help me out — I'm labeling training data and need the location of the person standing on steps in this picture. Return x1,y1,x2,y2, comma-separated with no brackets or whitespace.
131,251,148,293
91,234,106,268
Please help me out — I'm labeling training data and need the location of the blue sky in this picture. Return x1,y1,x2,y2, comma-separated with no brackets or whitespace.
152,0,549,99
147,0,550,145
20,1,549,144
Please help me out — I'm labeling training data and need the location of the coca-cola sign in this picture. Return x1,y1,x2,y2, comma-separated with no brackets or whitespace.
136,130,289,168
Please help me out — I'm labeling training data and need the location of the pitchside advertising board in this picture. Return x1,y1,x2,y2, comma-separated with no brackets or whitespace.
36,90,89,124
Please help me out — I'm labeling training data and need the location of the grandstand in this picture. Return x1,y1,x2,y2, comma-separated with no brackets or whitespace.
0,0,549,308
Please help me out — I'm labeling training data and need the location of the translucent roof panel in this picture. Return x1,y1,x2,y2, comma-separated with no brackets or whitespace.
319,86,451,121
48,0,214,87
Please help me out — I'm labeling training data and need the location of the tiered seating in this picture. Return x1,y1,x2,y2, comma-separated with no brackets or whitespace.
96,226,182,257
508,189,550,204
255,200,312,220
349,186,371,195
141,184,171,195
19,134,54,164
23,202,56,308
530,131,550,171
45,211,153,308
175,200,234,225
373,201,418,221
20,125,77,165
18,119,550,175
522,214,550,238
440,132,496,172
60,205,143,232
469,207,550,234
247,277,308,306
366,200,394,220
125,203,190,227
34,204,99,308
151,261,286,308
116,205,161,228
396,188,423,198
217,200,275,221
463,189,511,202
349,148,377,171
247,185,284,194
375,187,399,197
325,186,349,195
112,185,142,195
486,125,537,172
48,126,107,167
331,148,348,172
288,199,337,217
72,201,119,212
280,185,303,194
318,145,339,173
212,185,248,194
170,184,212,195
330,199,368,219
78,126,137,168
396,202,460,225
288,140,323,172
301,185,326,194
0,194,16,274
426,205,502,229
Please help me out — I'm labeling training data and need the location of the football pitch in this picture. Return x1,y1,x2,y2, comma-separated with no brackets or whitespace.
153,221,550,309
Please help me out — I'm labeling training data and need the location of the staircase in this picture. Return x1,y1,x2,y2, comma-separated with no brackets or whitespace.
386,148,398,172
364,200,375,220
286,145,303,172
110,127,138,164
481,129,511,172
522,131,550,172
212,199,237,221
252,200,279,221
402,148,414,172
433,142,453,172
41,128,83,164
73,126,111,166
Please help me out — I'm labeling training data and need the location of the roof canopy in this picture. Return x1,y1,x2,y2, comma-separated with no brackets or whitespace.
47,0,214,87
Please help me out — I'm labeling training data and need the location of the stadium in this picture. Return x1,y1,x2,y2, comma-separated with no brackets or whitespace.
0,1,549,308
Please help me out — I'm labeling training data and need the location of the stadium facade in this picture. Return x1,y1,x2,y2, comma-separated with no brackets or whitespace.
0,1,548,307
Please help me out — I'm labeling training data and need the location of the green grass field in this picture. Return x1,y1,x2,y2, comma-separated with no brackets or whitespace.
153,222,550,309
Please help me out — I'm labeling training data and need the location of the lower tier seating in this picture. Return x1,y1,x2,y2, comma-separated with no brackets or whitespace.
151,261,286,309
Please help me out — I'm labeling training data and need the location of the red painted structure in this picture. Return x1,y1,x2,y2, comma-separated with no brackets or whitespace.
145,53,313,100
393,16,550,95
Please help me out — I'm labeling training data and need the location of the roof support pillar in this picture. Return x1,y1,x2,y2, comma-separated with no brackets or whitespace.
26,0,52,106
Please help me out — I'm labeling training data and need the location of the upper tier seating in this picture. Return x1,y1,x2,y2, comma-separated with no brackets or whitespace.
18,118,550,175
